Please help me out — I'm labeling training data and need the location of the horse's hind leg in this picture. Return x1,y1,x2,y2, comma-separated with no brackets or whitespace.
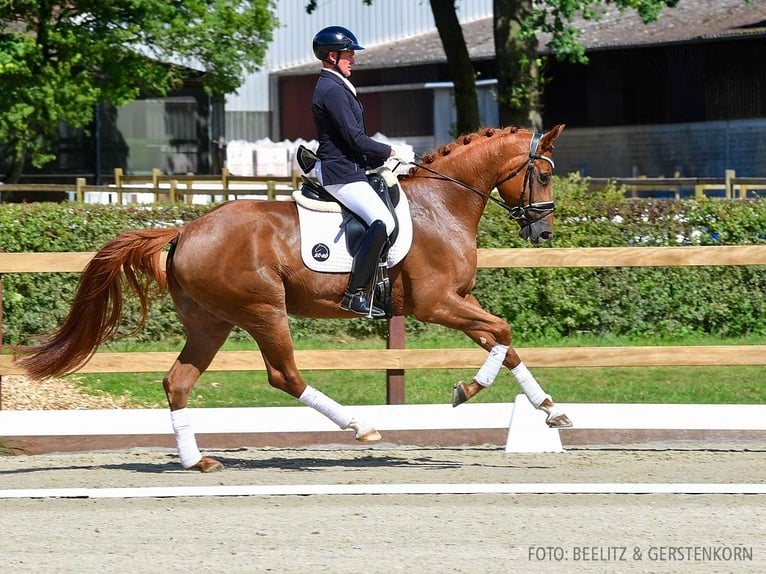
163,301,233,472
245,310,381,441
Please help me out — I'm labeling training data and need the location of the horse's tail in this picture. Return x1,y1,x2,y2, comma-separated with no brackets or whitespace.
15,228,180,381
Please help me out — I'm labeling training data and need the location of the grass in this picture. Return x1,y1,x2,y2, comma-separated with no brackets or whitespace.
65,331,766,408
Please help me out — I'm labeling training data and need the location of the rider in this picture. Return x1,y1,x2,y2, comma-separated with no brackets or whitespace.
311,25,396,318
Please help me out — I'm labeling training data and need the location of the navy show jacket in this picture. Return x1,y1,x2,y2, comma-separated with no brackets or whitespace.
311,69,391,185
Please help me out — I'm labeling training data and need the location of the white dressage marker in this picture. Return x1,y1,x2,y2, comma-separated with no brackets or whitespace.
505,394,766,453
506,394,565,452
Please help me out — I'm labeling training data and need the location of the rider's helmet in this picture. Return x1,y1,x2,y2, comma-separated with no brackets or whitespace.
312,26,365,61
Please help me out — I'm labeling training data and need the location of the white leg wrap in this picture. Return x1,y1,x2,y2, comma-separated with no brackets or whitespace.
512,361,551,408
474,343,508,387
170,408,202,468
299,385,352,429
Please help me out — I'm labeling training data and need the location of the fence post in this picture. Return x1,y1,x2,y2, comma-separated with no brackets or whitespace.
152,169,161,203
267,180,276,200
222,168,230,200
725,169,735,199
386,315,406,404
75,177,86,202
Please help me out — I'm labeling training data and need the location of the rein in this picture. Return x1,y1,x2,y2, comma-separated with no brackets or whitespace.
409,132,555,225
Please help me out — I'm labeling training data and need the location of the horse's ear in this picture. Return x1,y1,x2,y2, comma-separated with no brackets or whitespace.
541,124,565,148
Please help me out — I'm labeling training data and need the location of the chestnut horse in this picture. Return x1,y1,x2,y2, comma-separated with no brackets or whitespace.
16,125,570,472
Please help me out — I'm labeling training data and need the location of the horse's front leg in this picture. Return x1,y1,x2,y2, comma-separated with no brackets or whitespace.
454,342,571,427
420,294,571,428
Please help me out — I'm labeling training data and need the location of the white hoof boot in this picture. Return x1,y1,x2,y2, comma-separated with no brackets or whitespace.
344,418,382,442
540,404,573,428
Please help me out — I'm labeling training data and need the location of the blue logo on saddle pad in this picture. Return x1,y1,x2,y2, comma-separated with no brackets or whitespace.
311,243,330,262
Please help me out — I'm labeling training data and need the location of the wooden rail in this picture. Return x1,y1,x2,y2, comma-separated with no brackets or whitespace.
4,246,766,274
587,170,766,199
1,246,765,406
1,346,765,376
2,168,766,203
0,168,299,203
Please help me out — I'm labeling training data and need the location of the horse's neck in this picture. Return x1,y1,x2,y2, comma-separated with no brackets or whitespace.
404,176,486,235
411,145,499,219
405,131,528,231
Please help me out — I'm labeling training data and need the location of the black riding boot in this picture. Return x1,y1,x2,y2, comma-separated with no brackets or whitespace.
341,220,388,318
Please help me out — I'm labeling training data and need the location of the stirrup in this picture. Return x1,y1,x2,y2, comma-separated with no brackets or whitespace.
340,290,386,318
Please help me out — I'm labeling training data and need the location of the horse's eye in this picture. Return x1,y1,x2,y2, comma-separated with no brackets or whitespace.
538,173,551,185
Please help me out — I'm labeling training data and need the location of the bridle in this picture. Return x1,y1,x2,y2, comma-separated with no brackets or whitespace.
409,132,556,228
496,132,556,226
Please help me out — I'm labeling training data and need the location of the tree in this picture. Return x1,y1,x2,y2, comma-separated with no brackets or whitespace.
494,0,684,130
494,0,541,129
0,1,278,182
429,0,480,137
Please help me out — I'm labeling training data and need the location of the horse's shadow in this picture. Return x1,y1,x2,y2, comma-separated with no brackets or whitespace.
0,455,456,475
0,462,174,475
0,447,544,475
96,453,468,474
210,454,462,472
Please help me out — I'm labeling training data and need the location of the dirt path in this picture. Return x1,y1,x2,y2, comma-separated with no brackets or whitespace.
1,443,765,573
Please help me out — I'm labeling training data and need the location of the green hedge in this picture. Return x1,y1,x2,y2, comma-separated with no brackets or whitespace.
2,174,766,346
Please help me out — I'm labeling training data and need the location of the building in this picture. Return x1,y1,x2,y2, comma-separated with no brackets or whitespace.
19,0,766,181
271,0,766,178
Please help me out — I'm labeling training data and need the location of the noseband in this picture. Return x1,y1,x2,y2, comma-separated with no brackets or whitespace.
410,132,555,227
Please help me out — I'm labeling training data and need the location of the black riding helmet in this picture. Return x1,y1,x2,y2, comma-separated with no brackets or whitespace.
312,26,364,61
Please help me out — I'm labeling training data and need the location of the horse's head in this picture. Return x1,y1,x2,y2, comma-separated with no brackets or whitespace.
495,124,565,245
403,124,565,245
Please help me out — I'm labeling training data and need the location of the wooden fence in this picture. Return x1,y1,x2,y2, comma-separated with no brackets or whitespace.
1,246,766,408
0,168,300,203
588,169,766,199
2,168,766,202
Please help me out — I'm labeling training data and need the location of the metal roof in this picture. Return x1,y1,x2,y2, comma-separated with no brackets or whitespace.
276,0,766,75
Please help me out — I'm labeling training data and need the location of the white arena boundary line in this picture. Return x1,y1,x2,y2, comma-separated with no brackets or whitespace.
1,483,765,499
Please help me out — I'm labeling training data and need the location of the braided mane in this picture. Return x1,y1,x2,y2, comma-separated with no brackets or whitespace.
424,127,520,162
401,126,525,179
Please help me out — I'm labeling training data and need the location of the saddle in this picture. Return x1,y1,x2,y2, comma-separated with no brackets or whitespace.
296,145,400,255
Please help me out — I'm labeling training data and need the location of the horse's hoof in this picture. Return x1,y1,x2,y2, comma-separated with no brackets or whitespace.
452,381,469,407
357,428,382,442
452,380,483,407
344,418,382,442
546,412,573,428
186,457,224,473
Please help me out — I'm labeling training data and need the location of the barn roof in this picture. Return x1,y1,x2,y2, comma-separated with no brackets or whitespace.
276,0,766,75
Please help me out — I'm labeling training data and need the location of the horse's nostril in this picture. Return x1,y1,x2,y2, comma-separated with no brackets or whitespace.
540,231,553,241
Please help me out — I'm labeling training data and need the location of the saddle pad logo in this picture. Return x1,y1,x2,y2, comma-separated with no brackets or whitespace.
311,243,330,261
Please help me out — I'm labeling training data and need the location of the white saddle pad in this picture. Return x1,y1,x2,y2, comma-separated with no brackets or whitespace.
294,183,413,273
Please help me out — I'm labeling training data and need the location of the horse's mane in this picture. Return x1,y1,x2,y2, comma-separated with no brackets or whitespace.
401,126,538,179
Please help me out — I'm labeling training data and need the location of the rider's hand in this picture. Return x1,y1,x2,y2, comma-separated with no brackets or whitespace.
390,144,415,164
